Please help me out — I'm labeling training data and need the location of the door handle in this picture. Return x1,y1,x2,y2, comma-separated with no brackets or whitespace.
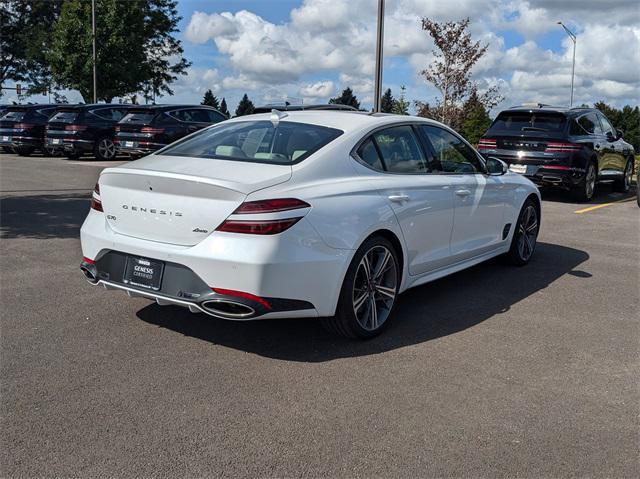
388,194,410,203
455,189,471,197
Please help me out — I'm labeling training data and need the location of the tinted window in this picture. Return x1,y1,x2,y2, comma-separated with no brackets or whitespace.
2,111,26,121
168,109,194,122
572,113,602,135
421,125,483,173
159,120,342,164
598,113,615,136
204,109,226,122
49,111,78,123
356,138,384,170
489,112,567,133
372,126,428,173
120,110,155,124
36,107,58,119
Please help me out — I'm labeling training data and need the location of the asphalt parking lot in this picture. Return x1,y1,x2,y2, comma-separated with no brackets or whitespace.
1,152,638,478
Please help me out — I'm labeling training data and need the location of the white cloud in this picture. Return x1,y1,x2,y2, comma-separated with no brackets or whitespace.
180,0,640,110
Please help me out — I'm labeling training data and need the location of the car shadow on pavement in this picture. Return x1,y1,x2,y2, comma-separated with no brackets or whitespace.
0,193,90,239
136,242,590,362
539,183,637,204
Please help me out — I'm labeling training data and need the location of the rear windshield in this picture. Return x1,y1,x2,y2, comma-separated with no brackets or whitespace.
49,111,78,123
120,110,156,124
158,120,343,164
489,112,567,133
2,110,26,121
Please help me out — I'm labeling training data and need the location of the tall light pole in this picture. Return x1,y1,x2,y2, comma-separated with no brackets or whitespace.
373,0,385,112
557,21,576,107
92,0,97,103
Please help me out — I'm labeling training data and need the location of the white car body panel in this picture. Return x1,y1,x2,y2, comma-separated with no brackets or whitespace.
80,111,540,320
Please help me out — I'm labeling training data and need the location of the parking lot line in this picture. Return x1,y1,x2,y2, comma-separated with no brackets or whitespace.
574,197,636,214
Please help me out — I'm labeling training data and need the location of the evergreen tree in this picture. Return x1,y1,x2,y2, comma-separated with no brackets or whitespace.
392,85,410,115
201,89,220,109
220,97,230,117
329,87,361,110
380,88,395,113
460,89,492,145
235,93,255,117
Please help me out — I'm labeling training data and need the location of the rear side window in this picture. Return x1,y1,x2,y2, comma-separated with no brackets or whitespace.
158,120,342,164
372,126,428,173
571,113,602,135
120,110,156,124
356,138,384,170
91,107,128,121
490,112,567,133
50,111,78,123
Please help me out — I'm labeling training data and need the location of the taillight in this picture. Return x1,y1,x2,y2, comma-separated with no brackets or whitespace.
216,218,302,235
545,142,581,153
478,138,497,150
65,124,87,131
15,123,35,130
90,182,103,212
141,127,164,135
115,126,120,132
233,198,310,214
216,198,310,235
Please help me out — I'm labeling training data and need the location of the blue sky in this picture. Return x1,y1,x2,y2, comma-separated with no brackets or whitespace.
3,0,638,111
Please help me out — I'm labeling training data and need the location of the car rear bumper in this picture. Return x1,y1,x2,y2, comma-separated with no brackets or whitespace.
115,140,165,156
1,135,43,148
487,153,586,189
80,210,351,318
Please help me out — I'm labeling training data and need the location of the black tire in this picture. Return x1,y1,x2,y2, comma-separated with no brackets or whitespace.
321,236,400,339
506,198,539,266
572,161,596,202
93,136,117,161
613,158,633,193
15,146,34,157
43,146,62,157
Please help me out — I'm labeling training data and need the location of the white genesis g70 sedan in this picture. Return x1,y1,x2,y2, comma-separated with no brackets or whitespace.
80,110,541,338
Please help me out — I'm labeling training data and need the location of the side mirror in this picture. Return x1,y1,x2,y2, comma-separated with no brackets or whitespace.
606,130,616,142
486,157,508,176
616,129,623,140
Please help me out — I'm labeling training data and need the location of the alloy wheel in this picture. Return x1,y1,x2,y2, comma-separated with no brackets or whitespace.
517,205,538,262
98,139,116,159
585,164,596,199
624,161,632,189
352,245,397,331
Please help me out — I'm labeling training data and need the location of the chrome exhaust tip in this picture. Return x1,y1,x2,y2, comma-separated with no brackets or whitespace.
201,299,256,319
80,263,98,284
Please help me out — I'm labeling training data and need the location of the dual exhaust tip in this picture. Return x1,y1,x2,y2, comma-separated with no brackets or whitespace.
80,262,99,284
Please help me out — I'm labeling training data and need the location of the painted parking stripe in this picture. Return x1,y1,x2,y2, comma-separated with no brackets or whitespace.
574,197,636,214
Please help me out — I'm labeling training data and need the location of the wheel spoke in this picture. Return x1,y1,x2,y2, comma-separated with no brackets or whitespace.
375,284,395,300
526,220,538,232
353,292,368,312
369,296,378,329
373,249,392,281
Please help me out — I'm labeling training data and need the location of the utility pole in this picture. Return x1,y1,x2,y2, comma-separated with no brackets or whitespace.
373,0,385,112
557,21,576,107
92,0,97,103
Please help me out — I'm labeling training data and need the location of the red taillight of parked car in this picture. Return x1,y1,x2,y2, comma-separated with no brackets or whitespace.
140,127,164,135
478,138,497,150
216,198,310,235
114,126,120,132
65,124,88,132
545,142,581,153
14,123,36,130
90,182,103,212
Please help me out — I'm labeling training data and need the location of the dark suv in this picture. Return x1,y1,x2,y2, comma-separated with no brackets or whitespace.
0,104,62,156
46,104,135,160
479,105,635,201
115,105,227,157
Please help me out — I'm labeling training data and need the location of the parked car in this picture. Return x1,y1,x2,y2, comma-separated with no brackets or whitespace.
478,104,635,201
46,104,136,160
80,111,540,339
0,104,63,156
114,105,227,157
253,103,358,114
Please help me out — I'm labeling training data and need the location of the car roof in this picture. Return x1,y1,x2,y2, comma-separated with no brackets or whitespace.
53,103,137,111
253,104,358,113
224,110,444,133
502,104,595,117
124,104,221,112
5,104,64,111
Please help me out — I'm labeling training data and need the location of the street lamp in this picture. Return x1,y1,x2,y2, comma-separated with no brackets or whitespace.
92,0,97,103
557,21,576,107
373,0,385,113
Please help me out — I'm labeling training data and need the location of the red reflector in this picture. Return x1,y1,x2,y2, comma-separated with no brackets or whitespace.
542,165,572,170
216,217,302,235
82,256,95,264
141,127,164,134
234,198,310,214
65,124,87,131
212,288,271,310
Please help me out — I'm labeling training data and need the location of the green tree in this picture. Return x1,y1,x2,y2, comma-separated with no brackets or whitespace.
595,101,640,153
329,87,361,110
48,0,189,103
220,97,230,117
0,1,64,97
235,94,255,116
460,89,492,145
392,85,410,115
380,88,395,113
201,89,220,109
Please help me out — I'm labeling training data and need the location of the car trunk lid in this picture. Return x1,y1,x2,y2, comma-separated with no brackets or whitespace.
99,157,292,246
